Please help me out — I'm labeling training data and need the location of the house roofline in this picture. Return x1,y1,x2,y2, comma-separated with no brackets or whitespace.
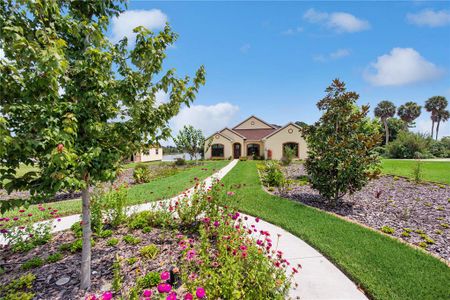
205,130,233,142
232,115,277,130
220,127,247,139
262,122,303,140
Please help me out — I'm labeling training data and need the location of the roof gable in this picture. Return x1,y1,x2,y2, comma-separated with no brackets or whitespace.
233,116,276,130
220,128,246,140
263,122,303,140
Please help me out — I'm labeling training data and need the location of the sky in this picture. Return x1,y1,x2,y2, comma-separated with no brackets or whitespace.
8,1,450,142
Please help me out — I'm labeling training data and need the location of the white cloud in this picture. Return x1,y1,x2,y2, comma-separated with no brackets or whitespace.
170,102,240,137
0,48,4,59
313,48,351,62
364,47,444,86
240,43,251,54
110,9,168,44
155,90,170,106
303,8,370,33
281,27,304,35
412,116,450,139
407,9,450,27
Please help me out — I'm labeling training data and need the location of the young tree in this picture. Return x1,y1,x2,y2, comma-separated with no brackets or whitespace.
374,100,396,145
173,125,205,160
398,101,421,129
304,79,381,204
0,0,205,289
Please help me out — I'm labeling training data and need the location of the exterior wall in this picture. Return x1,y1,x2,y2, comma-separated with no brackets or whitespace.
136,147,163,162
204,134,233,159
233,117,273,130
243,141,264,157
263,124,308,160
220,129,244,144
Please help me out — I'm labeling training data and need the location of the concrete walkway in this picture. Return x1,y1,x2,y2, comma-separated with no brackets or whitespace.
1,159,367,299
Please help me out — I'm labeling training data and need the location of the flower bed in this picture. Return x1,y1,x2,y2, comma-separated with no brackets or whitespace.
0,181,295,299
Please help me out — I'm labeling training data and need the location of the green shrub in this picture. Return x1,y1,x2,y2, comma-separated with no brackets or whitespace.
112,254,122,292
174,157,186,166
381,226,395,234
98,229,113,238
281,145,296,166
133,163,152,183
136,271,160,289
1,273,35,300
46,252,63,263
102,186,128,228
70,238,95,252
59,243,72,252
140,244,159,259
261,161,285,187
123,235,141,245
385,131,432,159
128,210,175,230
126,257,138,265
71,221,83,238
239,156,248,161
21,257,44,270
107,238,119,247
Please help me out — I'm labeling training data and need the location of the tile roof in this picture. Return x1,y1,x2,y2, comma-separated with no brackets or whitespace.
232,128,277,140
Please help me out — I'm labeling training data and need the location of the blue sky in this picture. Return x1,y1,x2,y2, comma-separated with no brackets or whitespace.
109,1,450,140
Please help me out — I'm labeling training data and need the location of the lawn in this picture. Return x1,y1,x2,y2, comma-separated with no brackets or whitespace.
221,161,450,300
381,159,450,185
1,160,229,226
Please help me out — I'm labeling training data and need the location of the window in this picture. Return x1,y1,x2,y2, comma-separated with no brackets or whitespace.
155,148,159,155
247,144,260,156
283,143,299,157
211,144,224,157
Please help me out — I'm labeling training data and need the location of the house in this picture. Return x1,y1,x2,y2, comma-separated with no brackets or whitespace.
204,116,307,160
130,146,163,162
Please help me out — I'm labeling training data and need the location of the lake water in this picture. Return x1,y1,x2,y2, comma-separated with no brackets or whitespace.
162,153,202,161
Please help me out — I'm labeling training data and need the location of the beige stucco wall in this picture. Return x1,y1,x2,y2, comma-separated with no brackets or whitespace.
234,117,272,130
204,134,233,159
263,124,307,160
140,147,163,162
220,128,244,144
243,141,264,157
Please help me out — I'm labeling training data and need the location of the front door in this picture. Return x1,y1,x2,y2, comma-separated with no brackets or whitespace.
233,143,241,158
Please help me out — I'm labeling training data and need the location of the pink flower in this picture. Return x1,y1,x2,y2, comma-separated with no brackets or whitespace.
85,295,97,300
101,291,113,300
186,249,196,260
161,271,170,281
239,245,247,251
227,191,235,196
255,217,260,223
143,290,152,297
184,293,193,300
188,272,198,281
13,217,19,221
213,221,220,227
158,283,172,293
166,292,177,300
19,209,25,213
196,287,206,299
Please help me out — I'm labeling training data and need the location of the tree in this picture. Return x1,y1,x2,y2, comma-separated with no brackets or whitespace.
304,79,381,204
173,125,205,160
425,96,449,140
374,100,396,145
398,101,421,129
436,109,450,140
0,0,205,289
384,118,406,143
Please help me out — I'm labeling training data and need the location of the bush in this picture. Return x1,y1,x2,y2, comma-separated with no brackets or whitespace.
429,138,450,158
21,257,44,270
381,226,395,234
0,273,36,300
281,146,296,166
123,235,142,245
107,238,119,247
174,157,186,166
127,210,176,230
46,252,63,263
70,238,95,253
261,161,285,187
385,131,432,159
71,221,83,238
239,156,247,161
136,271,160,288
133,163,152,184
98,229,113,238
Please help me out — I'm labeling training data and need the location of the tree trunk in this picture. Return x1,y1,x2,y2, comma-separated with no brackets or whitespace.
383,119,389,145
435,120,440,140
80,183,92,290
431,120,434,139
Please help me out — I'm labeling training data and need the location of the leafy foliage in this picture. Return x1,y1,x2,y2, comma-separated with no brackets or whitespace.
374,100,396,145
260,161,285,187
398,102,421,128
133,164,152,184
173,125,205,160
304,79,381,202
425,96,449,140
385,131,432,159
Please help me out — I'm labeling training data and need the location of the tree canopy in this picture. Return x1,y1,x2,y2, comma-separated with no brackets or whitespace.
398,101,421,128
173,125,205,160
374,100,396,145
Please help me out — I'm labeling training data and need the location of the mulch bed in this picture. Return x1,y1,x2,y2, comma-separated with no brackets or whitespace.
276,164,450,261
0,226,184,299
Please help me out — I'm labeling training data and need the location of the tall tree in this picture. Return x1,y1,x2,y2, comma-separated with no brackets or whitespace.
436,109,449,140
173,125,205,160
374,100,396,145
304,79,381,204
0,0,205,289
398,101,421,129
426,96,449,140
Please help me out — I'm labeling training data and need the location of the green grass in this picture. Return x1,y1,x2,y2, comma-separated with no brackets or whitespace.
381,159,450,184
1,160,228,226
221,161,450,300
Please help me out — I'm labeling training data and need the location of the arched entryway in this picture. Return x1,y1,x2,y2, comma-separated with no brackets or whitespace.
282,142,299,158
233,143,241,159
247,143,260,156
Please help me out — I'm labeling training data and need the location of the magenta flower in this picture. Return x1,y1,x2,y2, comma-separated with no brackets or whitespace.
166,292,177,300
196,287,206,299
255,217,260,223
85,295,97,300
186,249,196,261
143,290,152,297
161,271,170,281
239,245,247,251
101,291,113,300
213,221,220,227
158,283,172,293
184,292,193,300
226,191,235,196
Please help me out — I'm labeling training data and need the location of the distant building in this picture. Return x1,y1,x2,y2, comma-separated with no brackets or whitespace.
130,146,163,162
204,115,307,160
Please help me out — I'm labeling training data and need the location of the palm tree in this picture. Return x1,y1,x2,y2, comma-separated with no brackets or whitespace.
425,96,448,139
398,101,421,129
374,100,396,144
436,109,449,140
